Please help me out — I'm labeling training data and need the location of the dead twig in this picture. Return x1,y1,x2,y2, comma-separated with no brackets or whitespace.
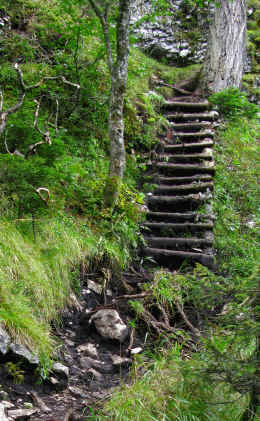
112,291,152,302
175,300,200,338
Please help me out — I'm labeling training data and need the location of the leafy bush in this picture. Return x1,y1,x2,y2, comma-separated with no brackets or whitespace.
209,87,260,120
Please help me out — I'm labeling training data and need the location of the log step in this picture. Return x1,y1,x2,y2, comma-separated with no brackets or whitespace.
156,162,215,175
143,247,214,268
155,174,213,185
166,111,218,121
145,237,213,248
162,140,214,152
157,150,213,163
143,222,213,232
170,122,212,131
154,181,213,195
163,100,210,111
172,130,214,140
146,211,211,223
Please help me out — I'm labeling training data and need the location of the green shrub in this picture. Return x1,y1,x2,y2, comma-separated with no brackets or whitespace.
209,87,260,120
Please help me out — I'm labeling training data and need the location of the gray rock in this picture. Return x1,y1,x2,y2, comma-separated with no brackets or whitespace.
80,356,113,374
89,310,129,342
7,408,37,419
87,280,103,295
0,326,11,355
110,355,131,367
68,386,88,398
9,343,39,365
52,362,69,378
77,343,98,359
130,347,143,355
87,368,103,382
0,403,8,421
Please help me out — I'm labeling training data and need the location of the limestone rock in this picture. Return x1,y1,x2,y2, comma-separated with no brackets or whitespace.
76,343,98,359
9,343,39,365
0,326,11,355
89,310,128,342
52,362,69,378
0,403,8,421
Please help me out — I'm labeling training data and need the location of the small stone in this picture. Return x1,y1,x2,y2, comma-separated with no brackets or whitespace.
68,386,88,399
130,347,143,355
80,357,113,374
8,408,37,419
89,309,128,343
110,355,131,366
87,368,103,381
1,401,14,409
87,280,103,295
77,343,98,359
50,377,59,385
0,403,8,421
0,326,10,355
52,362,69,378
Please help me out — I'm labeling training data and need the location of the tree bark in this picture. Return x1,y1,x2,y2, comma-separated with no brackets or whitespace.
104,0,132,206
202,0,247,93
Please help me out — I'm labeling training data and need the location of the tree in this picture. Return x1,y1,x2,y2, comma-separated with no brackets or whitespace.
202,0,247,93
87,0,134,206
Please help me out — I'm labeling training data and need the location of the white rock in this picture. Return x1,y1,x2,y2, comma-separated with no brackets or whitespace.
89,310,129,342
110,355,131,366
77,343,98,359
52,362,69,377
0,403,9,421
87,280,103,295
130,347,143,355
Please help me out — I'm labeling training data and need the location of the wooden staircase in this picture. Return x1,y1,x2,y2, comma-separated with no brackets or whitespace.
142,96,218,269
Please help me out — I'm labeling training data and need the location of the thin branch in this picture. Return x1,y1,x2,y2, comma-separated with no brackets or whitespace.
0,91,3,112
88,0,114,74
175,300,201,338
112,291,152,302
55,98,59,133
35,188,50,205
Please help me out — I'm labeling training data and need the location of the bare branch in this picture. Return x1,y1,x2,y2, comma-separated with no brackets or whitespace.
35,187,50,205
88,0,114,74
55,98,59,133
175,300,200,338
0,91,3,112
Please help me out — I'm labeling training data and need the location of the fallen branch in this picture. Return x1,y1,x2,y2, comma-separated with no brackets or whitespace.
175,300,200,338
112,291,152,302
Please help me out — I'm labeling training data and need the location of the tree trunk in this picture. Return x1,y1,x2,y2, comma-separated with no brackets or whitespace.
104,0,132,207
202,0,247,93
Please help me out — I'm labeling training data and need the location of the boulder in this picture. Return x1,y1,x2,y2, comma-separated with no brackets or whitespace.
89,310,128,343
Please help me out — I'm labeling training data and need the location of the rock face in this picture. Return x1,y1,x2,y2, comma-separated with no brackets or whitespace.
89,310,129,342
131,0,209,65
0,325,39,365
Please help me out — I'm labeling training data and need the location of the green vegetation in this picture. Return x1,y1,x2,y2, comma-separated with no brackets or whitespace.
90,90,260,421
0,0,184,368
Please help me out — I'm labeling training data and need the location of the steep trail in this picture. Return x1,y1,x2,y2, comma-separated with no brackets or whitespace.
142,95,218,269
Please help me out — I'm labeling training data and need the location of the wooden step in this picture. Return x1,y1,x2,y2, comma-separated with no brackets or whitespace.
146,211,212,223
156,162,215,175
155,174,213,185
145,237,213,248
163,100,210,111
170,122,212,131
154,181,213,195
143,222,213,232
166,111,218,121
162,140,214,152
172,130,214,140
143,247,214,268
157,150,213,163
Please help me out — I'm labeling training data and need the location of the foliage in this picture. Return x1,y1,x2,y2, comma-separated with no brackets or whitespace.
209,87,260,120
